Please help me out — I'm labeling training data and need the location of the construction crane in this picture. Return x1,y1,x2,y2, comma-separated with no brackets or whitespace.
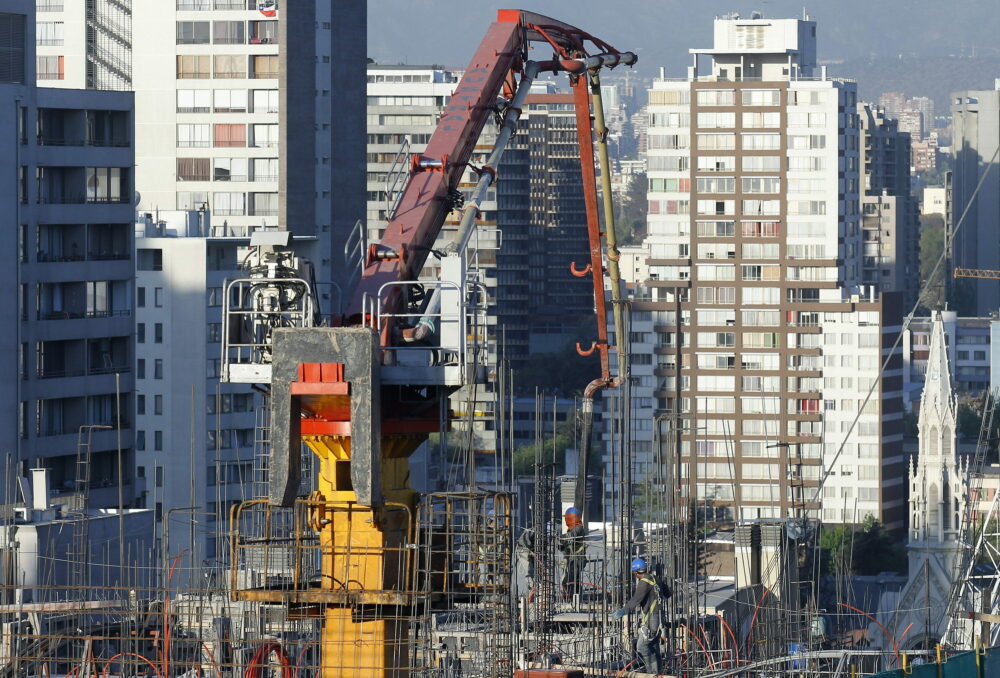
954,268,1000,280
220,10,636,677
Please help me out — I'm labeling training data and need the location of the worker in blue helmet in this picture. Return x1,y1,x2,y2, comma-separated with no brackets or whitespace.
558,507,587,598
611,556,665,675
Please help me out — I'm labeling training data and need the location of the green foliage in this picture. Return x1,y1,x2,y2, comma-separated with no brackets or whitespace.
919,214,945,310
614,172,647,246
818,516,906,577
511,420,575,478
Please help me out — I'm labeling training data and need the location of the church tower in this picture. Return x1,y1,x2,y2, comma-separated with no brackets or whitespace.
879,311,969,649
909,311,967,549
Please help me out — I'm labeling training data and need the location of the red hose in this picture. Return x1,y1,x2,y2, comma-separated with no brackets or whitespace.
244,642,293,678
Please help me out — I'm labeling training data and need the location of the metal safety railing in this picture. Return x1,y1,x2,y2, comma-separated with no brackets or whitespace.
229,498,420,606
220,276,314,383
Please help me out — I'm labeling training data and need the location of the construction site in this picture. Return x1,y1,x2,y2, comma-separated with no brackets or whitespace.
6,8,1000,678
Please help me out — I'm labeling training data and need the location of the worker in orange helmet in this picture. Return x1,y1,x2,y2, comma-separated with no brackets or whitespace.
558,507,587,598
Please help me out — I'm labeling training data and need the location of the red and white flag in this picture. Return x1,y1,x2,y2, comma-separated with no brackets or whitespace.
258,0,276,18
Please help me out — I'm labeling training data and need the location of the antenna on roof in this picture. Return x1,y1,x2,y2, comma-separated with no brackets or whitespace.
750,10,763,19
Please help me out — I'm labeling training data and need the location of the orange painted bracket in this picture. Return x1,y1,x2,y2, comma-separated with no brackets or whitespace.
290,383,350,396
570,261,592,277
301,420,351,436
576,341,597,356
297,362,345,383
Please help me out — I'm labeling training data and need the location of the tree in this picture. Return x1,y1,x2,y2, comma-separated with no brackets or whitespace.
818,517,905,577
512,420,576,477
614,171,647,246
919,214,945,310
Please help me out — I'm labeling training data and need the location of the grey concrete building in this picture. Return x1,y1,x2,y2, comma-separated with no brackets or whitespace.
858,103,920,310
951,83,1000,315
497,91,595,368
0,1,136,509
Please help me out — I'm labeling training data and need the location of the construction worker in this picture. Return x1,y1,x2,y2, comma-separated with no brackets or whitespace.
558,507,587,597
612,557,663,675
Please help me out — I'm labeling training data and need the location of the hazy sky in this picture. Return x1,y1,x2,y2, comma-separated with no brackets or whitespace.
367,0,998,76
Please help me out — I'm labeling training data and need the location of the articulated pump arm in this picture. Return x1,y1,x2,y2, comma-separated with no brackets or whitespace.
345,9,637,324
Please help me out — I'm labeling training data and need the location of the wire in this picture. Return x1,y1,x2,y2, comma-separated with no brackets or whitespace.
807,140,1000,508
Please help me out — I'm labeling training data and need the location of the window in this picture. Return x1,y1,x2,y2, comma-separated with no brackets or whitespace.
214,157,247,182
86,168,127,203
137,359,145,379
788,134,826,150
177,123,210,147
154,287,163,307
696,221,735,237
177,191,208,210
742,288,780,305
649,177,691,192
136,430,145,450
788,200,827,215
177,89,211,113
252,158,278,182
137,324,146,344
214,89,247,112
176,55,210,79
741,89,780,106
137,395,146,415
696,133,735,150
251,55,278,79
250,192,278,216
176,21,210,44
213,191,245,216
252,89,278,113
177,158,210,181
213,20,245,44
696,89,735,106
741,133,780,150
0,13,25,83
154,430,163,452
213,54,246,78
137,287,146,308
648,133,689,149
154,359,163,379
137,248,163,271
742,156,781,172
697,156,735,172
155,395,163,415
214,123,246,147
648,89,689,105
741,200,780,216
154,323,163,343
696,112,735,128
741,177,781,193
36,55,64,80
251,124,278,147
742,111,780,128
697,200,734,215
696,177,735,193
36,21,64,46
249,20,278,44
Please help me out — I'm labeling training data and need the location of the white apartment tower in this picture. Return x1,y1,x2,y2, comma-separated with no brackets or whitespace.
606,15,905,531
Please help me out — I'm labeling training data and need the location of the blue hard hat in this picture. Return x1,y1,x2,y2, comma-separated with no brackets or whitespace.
565,507,581,516
630,557,648,572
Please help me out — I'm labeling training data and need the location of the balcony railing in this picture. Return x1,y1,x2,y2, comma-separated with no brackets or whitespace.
37,39,65,46
214,174,247,182
250,71,278,79
214,71,247,79
39,309,131,320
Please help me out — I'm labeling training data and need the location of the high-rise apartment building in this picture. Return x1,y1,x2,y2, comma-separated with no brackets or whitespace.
366,65,500,486
45,2,366,289
602,15,905,530
951,84,1000,315
497,91,594,367
35,0,132,91
133,211,273,565
1,1,137,509
858,103,919,309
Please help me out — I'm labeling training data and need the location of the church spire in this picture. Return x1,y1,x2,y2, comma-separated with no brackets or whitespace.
919,310,956,433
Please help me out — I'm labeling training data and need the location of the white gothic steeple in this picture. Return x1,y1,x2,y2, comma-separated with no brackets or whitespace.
910,311,966,544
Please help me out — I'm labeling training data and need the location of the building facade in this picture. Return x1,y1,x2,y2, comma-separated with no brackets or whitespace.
133,211,274,565
951,84,1000,315
601,15,905,530
0,2,137,511
497,92,594,365
858,102,919,309
44,1,366,292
